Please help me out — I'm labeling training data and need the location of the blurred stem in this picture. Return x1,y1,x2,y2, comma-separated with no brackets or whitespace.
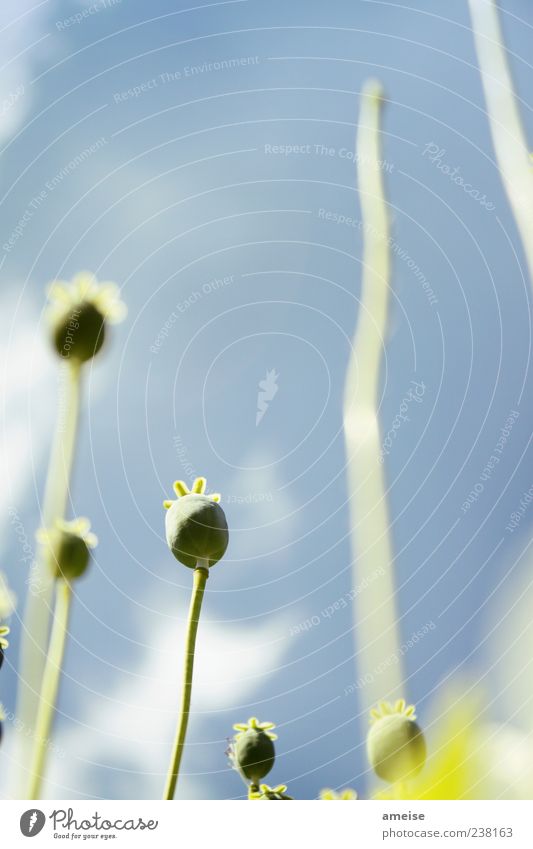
164,561,209,800
17,360,82,791
27,579,72,799
469,0,533,286
343,81,403,711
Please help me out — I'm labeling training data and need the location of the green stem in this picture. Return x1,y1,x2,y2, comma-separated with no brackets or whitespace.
343,81,404,711
17,361,82,792
43,360,83,523
27,579,73,799
164,562,209,800
469,0,533,288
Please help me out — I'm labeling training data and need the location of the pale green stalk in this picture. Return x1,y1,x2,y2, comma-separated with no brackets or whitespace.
469,0,533,286
17,360,82,791
164,561,209,800
343,81,403,711
27,579,72,799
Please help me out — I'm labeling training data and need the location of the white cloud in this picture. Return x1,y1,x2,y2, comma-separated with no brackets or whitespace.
0,2,55,143
0,292,56,539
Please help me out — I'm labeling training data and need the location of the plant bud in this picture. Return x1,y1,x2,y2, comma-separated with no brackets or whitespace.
37,518,97,582
231,718,277,785
0,627,9,671
46,273,126,364
367,700,426,784
164,478,228,568
52,300,106,363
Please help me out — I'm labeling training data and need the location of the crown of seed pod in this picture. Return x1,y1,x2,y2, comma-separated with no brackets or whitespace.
37,518,98,581
0,573,15,672
46,272,126,363
249,783,293,800
367,700,426,784
319,787,358,800
164,477,228,568
230,717,277,785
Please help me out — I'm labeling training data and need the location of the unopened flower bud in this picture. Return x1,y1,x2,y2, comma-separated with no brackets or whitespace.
0,627,9,671
367,700,426,784
231,718,277,785
46,273,126,363
164,478,228,568
37,518,97,581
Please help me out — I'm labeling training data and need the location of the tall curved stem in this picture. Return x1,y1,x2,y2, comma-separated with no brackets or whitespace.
164,562,209,800
27,579,72,799
344,81,403,712
17,360,82,791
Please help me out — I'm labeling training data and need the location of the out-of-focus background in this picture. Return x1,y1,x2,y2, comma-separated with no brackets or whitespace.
1,0,533,799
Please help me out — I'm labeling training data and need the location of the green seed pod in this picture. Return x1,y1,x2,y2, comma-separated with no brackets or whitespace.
52,300,106,363
232,718,277,785
164,478,228,569
46,273,126,364
0,627,9,672
37,518,98,582
367,700,426,784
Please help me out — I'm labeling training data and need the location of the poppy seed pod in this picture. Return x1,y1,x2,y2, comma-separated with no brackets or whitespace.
164,478,228,569
0,627,9,672
45,272,126,364
37,518,98,582
367,700,426,784
52,300,106,363
232,718,277,785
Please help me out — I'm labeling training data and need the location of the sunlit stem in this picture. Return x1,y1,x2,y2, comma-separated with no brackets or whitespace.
164,560,209,800
27,579,72,799
17,360,82,792
343,81,403,712
469,0,533,287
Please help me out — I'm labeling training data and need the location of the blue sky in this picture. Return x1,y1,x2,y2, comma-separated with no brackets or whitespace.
2,0,533,799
